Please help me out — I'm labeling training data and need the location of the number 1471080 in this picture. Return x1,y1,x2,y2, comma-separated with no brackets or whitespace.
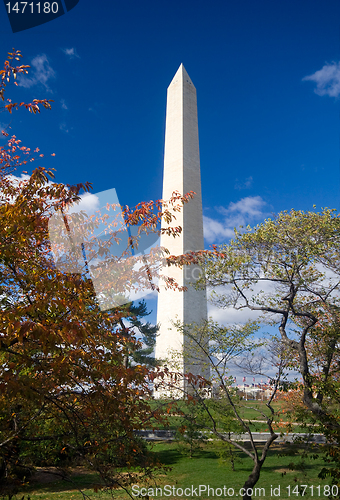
6,2,59,14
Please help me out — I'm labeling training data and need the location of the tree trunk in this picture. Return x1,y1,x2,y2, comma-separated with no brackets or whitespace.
241,459,263,500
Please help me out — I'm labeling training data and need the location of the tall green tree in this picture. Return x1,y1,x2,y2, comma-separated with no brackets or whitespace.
186,208,340,496
165,319,282,500
114,300,159,369
161,207,340,498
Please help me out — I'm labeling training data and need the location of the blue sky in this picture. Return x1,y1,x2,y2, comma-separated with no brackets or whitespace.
1,0,340,379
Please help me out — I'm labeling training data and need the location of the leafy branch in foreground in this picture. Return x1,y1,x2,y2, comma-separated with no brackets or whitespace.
0,49,53,114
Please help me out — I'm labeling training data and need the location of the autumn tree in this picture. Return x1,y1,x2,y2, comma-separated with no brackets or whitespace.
0,168,159,497
0,49,52,117
0,49,193,498
0,49,53,180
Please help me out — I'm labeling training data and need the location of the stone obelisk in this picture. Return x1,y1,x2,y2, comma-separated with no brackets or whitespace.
154,64,208,398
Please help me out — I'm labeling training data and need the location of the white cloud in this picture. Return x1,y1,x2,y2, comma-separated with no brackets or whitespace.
68,192,100,215
203,196,268,244
18,54,55,91
203,215,235,242
0,173,37,204
208,303,263,324
60,99,68,110
62,47,80,59
302,61,340,97
207,276,279,324
2,174,92,209
234,176,253,190
59,122,70,133
6,173,31,184
224,195,266,217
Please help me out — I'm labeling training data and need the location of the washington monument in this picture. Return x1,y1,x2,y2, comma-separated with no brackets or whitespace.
154,64,208,398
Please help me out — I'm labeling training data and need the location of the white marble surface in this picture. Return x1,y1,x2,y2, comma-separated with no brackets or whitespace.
154,65,209,398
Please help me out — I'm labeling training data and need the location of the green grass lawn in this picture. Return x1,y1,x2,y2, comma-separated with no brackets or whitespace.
147,441,332,499
148,400,311,434
15,440,334,500
237,401,311,433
